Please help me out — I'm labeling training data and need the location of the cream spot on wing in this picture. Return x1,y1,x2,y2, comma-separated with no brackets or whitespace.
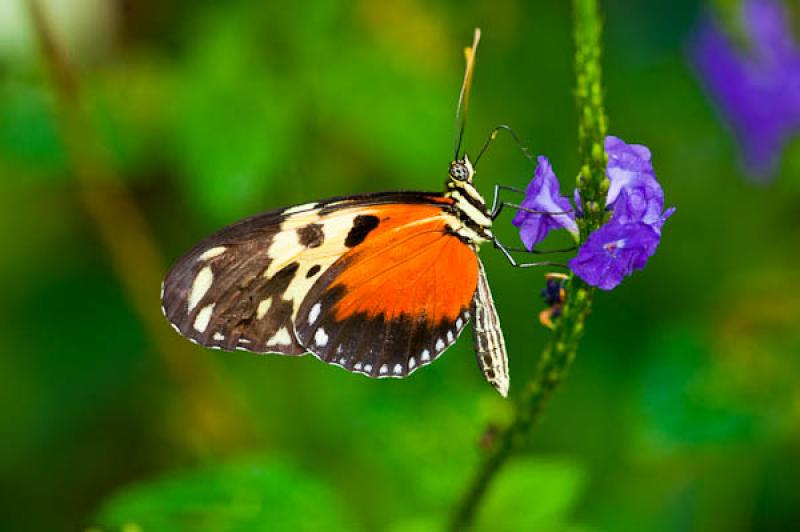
263,231,301,277
239,338,251,344
421,349,431,362
339,357,347,365
379,364,389,375
308,303,321,325
447,330,454,343
409,357,417,369
263,209,403,321
198,246,227,261
456,317,464,329
393,363,403,375
213,332,225,341
256,298,272,320
354,362,363,370
269,327,293,346
265,210,362,318
188,266,213,312
193,303,215,333
435,338,445,352
314,328,328,347
364,363,373,373
283,202,318,215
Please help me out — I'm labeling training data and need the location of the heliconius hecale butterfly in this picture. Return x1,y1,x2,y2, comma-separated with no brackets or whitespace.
162,29,516,396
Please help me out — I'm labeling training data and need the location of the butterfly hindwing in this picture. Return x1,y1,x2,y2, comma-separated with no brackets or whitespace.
294,206,480,378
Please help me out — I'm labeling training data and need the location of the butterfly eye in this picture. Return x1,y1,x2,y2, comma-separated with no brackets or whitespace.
449,162,470,181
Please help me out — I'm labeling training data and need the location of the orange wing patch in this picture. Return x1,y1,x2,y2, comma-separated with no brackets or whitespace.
332,218,478,323
294,203,479,378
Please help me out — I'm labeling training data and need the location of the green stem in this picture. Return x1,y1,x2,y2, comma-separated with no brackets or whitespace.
448,1,607,529
574,0,609,236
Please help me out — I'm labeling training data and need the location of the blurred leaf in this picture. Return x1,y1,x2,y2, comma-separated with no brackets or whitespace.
169,8,299,223
0,264,147,463
782,137,800,190
638,325,757,449
83,90,146,178
475,456,588,532
95,457,355,532
284,1,454,190
311,43,453,190
387,517,439,532
386,457,589,532
0,82,67,177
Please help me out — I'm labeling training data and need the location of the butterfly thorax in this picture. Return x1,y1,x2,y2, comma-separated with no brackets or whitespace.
444,156,493,247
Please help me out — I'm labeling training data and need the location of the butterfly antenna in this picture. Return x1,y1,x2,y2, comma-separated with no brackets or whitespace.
453,28,481,160
474,124,537,167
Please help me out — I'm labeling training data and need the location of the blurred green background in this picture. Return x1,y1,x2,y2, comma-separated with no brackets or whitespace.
2,0,799,530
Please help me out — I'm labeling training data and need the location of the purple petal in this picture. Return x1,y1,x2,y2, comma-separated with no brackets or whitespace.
610,188,674,234
512,156,578,250
569,221,661,290
603,136,675,236
691,0,800,181
604,136,662,208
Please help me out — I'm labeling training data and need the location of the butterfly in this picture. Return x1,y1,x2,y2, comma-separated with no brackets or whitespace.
161,29,512,396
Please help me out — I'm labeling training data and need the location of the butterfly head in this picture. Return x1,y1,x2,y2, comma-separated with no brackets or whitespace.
448,155,475,184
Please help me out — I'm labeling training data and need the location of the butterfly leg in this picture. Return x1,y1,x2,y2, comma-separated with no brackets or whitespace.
493,238,569,269
489,184,524,220
502,245,576,255
490,185,573,221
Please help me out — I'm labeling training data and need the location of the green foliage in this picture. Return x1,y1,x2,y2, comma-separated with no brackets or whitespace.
0,83,67,176
95,457,355,532
639,326,757,448
477,457,588,532
168,8,300,223
2,0,800,531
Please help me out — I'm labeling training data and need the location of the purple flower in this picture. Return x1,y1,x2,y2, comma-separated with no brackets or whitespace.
568,189,674,290
605,137,676,233
568,137,675,290
692,0,800,181
567,220,661,291
513,136,674,290
512,156,578,251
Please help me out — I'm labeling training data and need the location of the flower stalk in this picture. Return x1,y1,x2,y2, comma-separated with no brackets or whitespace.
575,0,610,236
448,0,607,529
